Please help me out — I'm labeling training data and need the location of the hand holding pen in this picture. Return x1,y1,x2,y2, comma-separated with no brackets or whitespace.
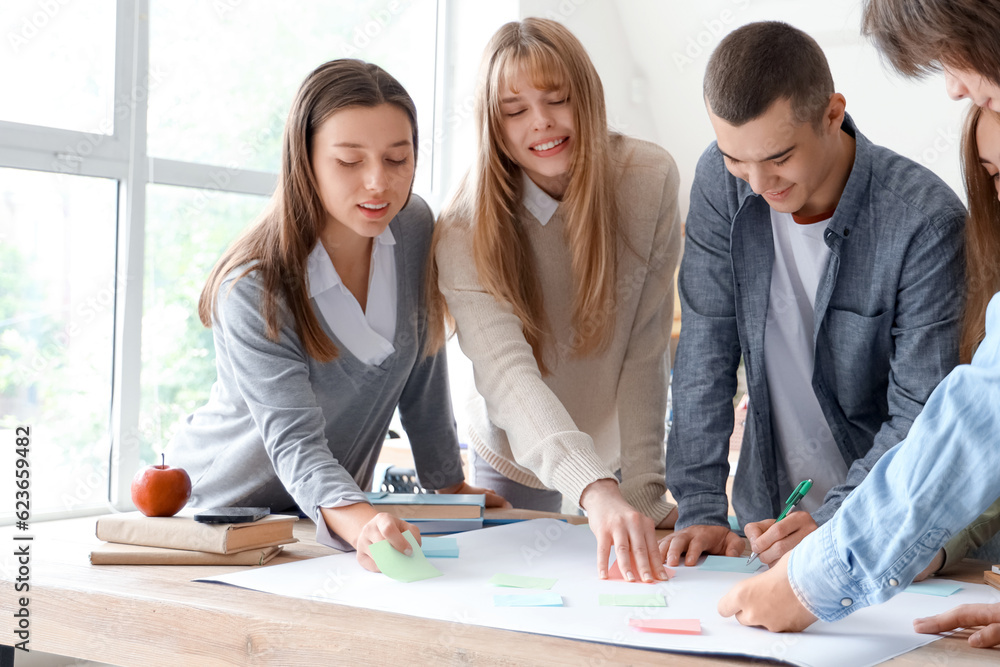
745,479,814,567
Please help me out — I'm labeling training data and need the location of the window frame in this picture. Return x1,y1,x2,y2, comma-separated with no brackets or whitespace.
0,0,451,522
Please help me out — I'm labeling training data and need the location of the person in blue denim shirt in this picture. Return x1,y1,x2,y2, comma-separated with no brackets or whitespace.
719,0,1000,650
660,21,967,568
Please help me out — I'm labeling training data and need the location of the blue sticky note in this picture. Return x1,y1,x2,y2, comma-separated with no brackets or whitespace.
698,555,762,574
904,581,962,597
728,515,740,531
494,592,564,607
421,536,459,558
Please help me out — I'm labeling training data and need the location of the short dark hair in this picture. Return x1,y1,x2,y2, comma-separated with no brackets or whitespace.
862,0,1000,87
704,21,834,127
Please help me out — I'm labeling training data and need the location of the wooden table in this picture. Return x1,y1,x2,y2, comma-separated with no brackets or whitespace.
0,513,995,666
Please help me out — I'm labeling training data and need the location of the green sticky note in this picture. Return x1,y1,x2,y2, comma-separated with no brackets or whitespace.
904,581,962,597
368,531,443,583
489,573,557,589
599,593,666,607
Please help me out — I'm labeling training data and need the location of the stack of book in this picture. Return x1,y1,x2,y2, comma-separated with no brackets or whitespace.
365,492,485,534
985,565,1000,592
91,509,298,566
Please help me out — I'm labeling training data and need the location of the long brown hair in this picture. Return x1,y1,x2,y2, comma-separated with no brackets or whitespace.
861,0,1000,86
427,18,620,374
199,59,418,362
959,104,1000,363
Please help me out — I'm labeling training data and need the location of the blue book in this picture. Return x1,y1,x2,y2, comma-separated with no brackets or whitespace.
406,517,484,535
365,492,485,519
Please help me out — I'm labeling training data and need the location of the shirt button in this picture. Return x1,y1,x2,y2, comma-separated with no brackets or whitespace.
841,598,853,607
889,579,899,587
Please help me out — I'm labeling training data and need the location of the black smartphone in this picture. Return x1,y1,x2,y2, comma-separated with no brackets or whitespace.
193,507,270,524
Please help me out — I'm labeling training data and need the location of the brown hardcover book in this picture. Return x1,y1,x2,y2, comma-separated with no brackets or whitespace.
90,542,283,566
95,510,298,555
985,569,1000,592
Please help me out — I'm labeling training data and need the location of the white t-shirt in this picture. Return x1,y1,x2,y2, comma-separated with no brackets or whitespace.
306,228,397,366
763,208,847,514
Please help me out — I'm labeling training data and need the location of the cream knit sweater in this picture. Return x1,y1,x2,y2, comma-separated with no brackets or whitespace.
436,135,682,522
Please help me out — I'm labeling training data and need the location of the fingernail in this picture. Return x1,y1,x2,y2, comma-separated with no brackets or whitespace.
404,548,413,556
642,573,653,583
599,570,607,579
970,633,981,648
626,571,635,582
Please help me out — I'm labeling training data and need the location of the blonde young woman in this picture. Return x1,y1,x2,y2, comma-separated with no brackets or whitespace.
429,18,683,582
168,60,504,573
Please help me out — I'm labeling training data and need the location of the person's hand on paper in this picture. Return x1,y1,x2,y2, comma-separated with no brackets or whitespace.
659,524,744,567
320,504,421,573
744,511,818,567
580,478,668,583
914,603,1000,648
718,551,818,632
436,480,512,509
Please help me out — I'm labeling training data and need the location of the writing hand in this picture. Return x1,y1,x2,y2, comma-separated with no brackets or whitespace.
744,511,818,566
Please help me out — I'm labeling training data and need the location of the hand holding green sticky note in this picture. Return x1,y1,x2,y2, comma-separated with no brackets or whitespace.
368,530,443,583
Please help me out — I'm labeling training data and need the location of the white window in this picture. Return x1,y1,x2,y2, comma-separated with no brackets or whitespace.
0,0,447,521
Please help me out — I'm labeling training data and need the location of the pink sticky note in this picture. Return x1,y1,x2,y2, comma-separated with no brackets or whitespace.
629,618,701,635
608,560,675,583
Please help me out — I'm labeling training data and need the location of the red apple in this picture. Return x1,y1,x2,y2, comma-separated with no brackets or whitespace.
131,453,192,517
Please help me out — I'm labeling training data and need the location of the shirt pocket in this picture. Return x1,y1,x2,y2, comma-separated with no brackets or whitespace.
822,307,893,423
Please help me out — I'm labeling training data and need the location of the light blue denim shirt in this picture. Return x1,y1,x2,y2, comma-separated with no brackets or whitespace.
789,291,1000,621
667,114,967,531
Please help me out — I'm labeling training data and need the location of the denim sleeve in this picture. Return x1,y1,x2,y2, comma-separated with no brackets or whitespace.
788,293,1000,621
666,146,742,530
811,205,965,525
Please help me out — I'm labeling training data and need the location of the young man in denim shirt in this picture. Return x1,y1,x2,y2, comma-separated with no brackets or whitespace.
661,22,966,568
719,1,1000,650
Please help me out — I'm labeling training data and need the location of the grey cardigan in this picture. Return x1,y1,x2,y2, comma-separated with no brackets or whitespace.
167,195,464,549
667,114,966,531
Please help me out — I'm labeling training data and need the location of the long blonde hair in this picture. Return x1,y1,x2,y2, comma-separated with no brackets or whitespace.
959,104,1000,363
427,18,620,374
199,60,417,362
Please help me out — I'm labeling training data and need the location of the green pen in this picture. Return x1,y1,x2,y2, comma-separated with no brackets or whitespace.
746,479,813,566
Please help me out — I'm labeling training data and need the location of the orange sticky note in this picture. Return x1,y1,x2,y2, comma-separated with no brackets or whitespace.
629,618,701,635
608,560,675,583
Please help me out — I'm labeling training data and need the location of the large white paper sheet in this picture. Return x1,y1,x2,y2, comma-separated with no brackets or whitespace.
198,520,1000,666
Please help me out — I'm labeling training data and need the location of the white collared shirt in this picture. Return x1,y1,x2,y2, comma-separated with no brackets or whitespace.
522,171,559,226
306,228,397,366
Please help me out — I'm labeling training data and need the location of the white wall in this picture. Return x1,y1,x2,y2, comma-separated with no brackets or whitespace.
514,0,968,218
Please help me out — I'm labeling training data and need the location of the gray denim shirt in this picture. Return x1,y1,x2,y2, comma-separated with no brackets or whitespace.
666,114,966,531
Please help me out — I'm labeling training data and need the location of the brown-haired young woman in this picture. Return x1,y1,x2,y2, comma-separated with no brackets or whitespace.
168,59,505,573
429,18,683,583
